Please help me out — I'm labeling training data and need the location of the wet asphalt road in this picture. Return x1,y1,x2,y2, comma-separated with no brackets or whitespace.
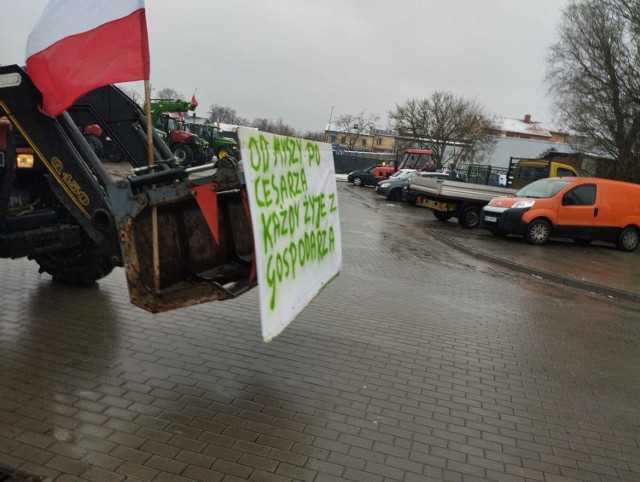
0,182,639,482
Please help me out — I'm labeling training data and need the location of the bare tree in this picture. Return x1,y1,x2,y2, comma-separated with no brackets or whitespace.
155,87,183,100
547,0,640,182
119,87,143,106
301,131,324,142
274,120,297,137
205,105,317,138
389,92,497,169
251,118,297,137
334,111,380,150
251,118,270,132
601,0,640,31
207,104,248,125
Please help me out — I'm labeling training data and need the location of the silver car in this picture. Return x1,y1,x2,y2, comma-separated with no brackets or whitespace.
375,169,417,201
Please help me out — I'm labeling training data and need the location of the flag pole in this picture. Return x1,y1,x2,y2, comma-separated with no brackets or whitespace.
145,79,160,291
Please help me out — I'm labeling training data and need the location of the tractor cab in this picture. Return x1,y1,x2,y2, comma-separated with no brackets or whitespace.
153,112,208,165
399,149,435,170
374,149,434,180
155,114,188,138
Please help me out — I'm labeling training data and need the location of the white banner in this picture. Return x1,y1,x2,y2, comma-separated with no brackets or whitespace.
238,128,342,342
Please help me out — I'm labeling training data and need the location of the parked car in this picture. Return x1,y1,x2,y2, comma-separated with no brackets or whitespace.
480,177,640,251
402,171,450,204
375,169,417,200
347,165,381,187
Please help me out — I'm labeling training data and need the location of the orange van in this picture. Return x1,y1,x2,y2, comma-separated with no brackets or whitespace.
480,177,640,251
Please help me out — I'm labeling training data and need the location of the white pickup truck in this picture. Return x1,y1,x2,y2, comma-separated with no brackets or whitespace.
409,176,516,228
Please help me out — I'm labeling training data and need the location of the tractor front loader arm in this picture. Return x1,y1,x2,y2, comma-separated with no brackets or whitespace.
0,65,121,264
1,64,257,311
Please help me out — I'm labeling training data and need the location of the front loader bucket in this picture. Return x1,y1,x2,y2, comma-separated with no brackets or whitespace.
110,160,256,313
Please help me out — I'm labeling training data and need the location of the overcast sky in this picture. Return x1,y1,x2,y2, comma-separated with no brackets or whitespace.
2,0,570,132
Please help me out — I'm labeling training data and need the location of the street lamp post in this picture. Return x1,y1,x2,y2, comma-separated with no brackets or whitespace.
369,123,376,153
327,106,335,143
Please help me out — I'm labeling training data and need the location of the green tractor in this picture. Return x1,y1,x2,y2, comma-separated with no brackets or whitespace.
185,121,240,160
150,99,210,166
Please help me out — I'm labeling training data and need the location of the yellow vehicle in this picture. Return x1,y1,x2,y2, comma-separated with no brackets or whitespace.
508,157,578,189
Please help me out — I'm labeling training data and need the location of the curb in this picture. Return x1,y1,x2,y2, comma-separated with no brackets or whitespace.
429,229,640,304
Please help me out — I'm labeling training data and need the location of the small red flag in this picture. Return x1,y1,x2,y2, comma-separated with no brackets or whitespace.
191,94,199,108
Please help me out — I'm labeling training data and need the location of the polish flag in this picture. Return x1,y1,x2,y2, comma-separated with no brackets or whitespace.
26,0,150,117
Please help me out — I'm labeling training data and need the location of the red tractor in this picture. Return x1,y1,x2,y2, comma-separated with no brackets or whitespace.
375,149,434,180
151,99,210,166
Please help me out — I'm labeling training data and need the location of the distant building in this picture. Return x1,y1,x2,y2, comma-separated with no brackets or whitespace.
490,114,569,143
482,137,573,168
324,123,396,153
324,114,571,166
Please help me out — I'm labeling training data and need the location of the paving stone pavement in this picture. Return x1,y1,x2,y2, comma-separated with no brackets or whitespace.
1,182,639,482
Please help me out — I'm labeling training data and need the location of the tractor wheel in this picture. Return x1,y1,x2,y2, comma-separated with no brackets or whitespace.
33,236,114,286
457,205,481,229
525,219,551,245
84,134,103,160
617,227,639,252
173,144,194,165
433,211,452,221
217,147,233,160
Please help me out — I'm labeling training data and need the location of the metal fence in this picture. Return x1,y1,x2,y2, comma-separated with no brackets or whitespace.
333,151,395,174
466,164,509,186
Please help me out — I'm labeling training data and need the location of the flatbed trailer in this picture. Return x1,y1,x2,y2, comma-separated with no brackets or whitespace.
409,176,516,228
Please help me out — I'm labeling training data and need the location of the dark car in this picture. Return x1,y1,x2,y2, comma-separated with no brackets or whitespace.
402,171,450,204
375,169,417,200
347,165,381,187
